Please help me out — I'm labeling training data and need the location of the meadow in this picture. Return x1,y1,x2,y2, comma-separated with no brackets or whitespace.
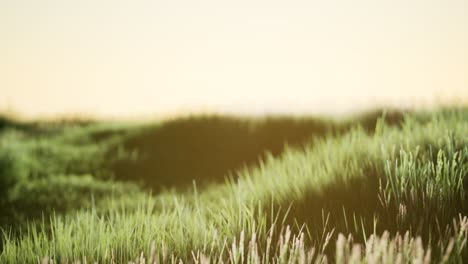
0,108,467,263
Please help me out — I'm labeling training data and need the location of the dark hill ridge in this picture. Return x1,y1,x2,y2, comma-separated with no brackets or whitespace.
110,110,404,192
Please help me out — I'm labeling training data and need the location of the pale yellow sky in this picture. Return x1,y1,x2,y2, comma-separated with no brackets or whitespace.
1,0,467,118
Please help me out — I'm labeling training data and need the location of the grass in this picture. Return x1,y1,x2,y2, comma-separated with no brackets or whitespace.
0,108,467,263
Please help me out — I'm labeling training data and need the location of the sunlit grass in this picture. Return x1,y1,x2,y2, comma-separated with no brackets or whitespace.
0,108,467,262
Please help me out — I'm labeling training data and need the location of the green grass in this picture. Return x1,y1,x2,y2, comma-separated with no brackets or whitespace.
0,108,467,263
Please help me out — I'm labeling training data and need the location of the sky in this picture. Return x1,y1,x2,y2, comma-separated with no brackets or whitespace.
1,0,467,118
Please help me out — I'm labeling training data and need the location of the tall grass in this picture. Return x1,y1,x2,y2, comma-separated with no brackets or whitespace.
0,109,466,262
15,216,468,264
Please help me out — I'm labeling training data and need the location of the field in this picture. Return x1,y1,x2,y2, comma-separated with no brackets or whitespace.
0,108,467,263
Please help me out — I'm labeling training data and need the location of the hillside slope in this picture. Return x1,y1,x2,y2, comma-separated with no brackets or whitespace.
1,109,466,263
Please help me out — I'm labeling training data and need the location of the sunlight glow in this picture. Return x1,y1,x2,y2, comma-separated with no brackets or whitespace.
1,0,467,118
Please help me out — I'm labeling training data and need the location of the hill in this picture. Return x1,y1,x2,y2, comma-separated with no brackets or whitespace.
0,108,467,263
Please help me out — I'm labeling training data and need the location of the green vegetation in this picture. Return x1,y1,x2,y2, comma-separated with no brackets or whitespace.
0,108,466,263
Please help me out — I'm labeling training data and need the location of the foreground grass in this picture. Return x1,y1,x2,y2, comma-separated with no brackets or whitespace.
0,109,467,262
33,216,468,264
